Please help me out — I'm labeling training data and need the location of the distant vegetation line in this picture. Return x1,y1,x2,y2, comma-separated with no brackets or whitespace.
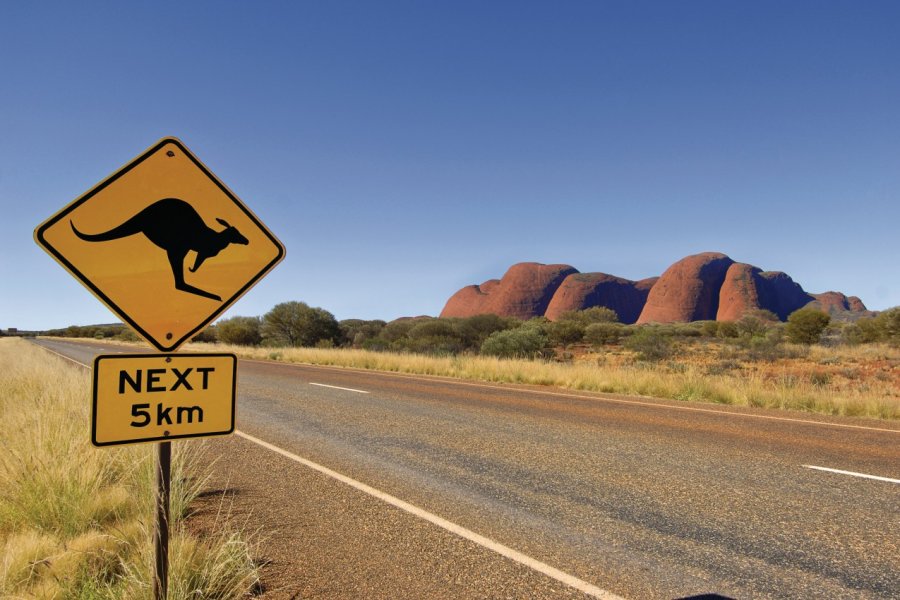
35,301,900,357
43,299,900,420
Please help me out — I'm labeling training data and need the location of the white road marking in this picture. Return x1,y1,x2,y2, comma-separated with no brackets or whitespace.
37,340,900,435
310,382,370,394
245,359,900,435
235,430,624,600
803,465,900,484
32,344,621,597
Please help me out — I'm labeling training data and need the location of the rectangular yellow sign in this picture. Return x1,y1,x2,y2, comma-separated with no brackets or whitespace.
92,353,237,447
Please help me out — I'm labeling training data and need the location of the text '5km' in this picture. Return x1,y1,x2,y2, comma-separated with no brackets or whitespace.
92,353,237,447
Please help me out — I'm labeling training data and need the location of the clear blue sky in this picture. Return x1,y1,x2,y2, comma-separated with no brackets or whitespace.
3,1,899,330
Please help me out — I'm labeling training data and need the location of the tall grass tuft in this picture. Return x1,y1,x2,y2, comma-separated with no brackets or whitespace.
0,338,259,598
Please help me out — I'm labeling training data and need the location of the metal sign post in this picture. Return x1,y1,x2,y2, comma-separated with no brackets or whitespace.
155,441,171,600
34,137,285,600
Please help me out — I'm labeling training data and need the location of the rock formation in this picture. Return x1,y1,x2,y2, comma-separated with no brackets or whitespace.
637,253,734,323
440,280,498,319
440,263,576,320
716,263,765,322
806,292,871,319
544,273,657,324
440,253,867,323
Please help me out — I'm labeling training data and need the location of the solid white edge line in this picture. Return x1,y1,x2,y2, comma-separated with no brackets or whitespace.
34,340,900,435
803,465,900,484
234,429,624,600
309,382,370,394
28,343,623,597
31,342,92,368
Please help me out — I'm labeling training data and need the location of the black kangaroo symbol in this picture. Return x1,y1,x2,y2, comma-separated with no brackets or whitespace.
70,198,249,301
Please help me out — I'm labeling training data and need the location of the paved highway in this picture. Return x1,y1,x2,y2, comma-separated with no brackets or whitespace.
34,339,899,599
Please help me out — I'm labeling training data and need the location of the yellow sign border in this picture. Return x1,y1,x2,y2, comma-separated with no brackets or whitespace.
34,137,285,352
91,352,237,447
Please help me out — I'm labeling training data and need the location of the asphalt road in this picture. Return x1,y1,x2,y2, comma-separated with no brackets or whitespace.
33,338,900,599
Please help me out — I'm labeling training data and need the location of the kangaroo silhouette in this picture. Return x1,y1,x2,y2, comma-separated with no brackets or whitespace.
70,198,249,301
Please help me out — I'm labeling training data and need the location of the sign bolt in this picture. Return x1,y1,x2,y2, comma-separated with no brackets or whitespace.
166,150,175,157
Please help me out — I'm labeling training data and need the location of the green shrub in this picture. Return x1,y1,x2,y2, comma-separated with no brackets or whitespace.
556,307,619,326
624,327,673,361
454,314,518,348
340,319,386,347
785,308,831,345
480,326,550,359
216,316,262,346
192,326,218,343
584,322,625,347
851,307,900,346
699,321,719,337
378,319,422,343
547,321,585,347
716,321,739,339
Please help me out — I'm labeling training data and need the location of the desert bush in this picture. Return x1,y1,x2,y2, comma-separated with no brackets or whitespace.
191,326,218,343
786,308,831,345
851,308,900,346
481,325,550,359
584,322,626,347
547,321,585,347
454,314,518,348
340,319,386,347
556,307,619,326
736,314,773,338
625,327,673,361
404,319,466,355
378,319,422,343
669,323,703,338
407,319,458,341
261,301,341,347
216,316,261,346
699,321,719,337
716,321,740,339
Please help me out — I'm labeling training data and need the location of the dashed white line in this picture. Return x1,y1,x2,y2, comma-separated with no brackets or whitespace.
235,430,623,600
310,382,370,394
246,359,899,434
803,465,900,484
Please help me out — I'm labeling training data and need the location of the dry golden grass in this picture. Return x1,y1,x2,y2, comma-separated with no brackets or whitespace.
184,339,900,420
42,335,900,419
0,338,259,599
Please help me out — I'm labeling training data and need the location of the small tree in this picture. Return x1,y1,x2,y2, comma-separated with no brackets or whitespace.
217,316,262,346
785,308,831,345
261,301,341,347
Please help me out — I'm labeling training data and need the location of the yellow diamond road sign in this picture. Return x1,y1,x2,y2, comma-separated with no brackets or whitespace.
35,137,285,351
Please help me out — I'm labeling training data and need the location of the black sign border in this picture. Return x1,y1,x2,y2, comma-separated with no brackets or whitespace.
35,137,286,352
91,352,238,447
